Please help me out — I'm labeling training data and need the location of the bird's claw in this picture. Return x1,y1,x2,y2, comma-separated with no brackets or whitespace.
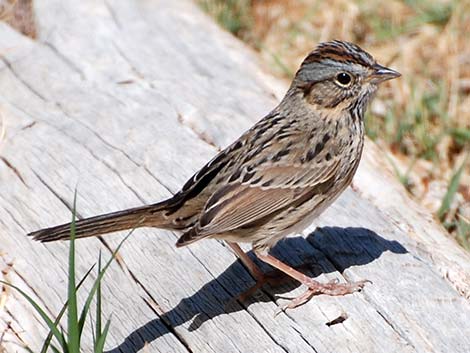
275,278,371,314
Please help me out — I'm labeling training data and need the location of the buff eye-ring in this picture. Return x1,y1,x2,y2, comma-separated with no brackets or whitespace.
335,72,352,87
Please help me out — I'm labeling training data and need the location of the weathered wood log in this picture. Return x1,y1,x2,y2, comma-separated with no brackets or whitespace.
1,0,470,352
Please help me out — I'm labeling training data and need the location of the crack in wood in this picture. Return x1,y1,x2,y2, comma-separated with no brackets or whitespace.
96,237,128,272
142,297,195,353
95,156,148,204
0,319,25,352
236,306,291,353
141,165,175,196
291,326,319,353
106,44,221,155
112,41,144,80
0,157,28,188
50,100,177,198
124,268,195,353
54,101,137,159
42,41,85,79
176,112,218,149
2,59,156,203
2,308,38,351
1,57,46,101
103,0,122,30
0,202,27,232
32,118,151,207
31,170,82,218
53,101,176,196
29,39,186,205
7,265,58,324
373,306,416,350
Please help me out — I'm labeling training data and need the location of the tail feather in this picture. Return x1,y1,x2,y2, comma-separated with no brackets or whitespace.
29,202,169,242
175,227,209,247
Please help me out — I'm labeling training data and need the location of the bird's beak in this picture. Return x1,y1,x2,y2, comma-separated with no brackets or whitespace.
370,63,401,83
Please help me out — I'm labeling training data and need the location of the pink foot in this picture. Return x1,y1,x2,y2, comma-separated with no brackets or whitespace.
276,279,371,315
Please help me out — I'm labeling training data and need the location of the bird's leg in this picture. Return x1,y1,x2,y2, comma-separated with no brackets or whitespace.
255,251,369,310
227,242,264,280
227,242,296,301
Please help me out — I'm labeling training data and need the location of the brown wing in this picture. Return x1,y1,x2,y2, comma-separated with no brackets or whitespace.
176,158,340,246
161,136,247,228
164,110,282,228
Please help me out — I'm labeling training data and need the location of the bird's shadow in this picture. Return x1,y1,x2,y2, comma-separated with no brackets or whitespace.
106,227,407,353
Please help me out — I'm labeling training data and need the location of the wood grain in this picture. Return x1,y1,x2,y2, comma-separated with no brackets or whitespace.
1,1,469,352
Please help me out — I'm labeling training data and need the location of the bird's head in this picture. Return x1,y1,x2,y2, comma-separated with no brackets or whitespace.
290,40,400,113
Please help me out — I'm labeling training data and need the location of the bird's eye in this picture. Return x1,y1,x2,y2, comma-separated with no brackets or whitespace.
335,72,352,86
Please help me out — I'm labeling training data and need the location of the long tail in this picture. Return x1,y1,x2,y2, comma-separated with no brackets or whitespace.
28,201,170,242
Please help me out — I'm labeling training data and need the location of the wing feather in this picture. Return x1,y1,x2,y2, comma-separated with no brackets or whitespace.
195,159,340,237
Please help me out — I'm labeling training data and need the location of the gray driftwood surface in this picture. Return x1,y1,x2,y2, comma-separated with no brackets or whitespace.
1,1,470,352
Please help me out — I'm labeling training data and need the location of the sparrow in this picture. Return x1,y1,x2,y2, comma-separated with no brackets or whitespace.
29,40,401,310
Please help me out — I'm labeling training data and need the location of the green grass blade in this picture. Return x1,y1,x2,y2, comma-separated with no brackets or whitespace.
457,217,470,251
68,190,79,353
78,231,132,337
95,252,102,342
450,128,470,145
94,319,112,353
0,280,66,350
40,264,95,353
438,154,469,221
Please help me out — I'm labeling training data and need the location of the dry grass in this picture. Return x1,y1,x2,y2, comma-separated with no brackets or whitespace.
198,0,470,249
0,332,6,353
0,259,12,313
0,0,36,39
